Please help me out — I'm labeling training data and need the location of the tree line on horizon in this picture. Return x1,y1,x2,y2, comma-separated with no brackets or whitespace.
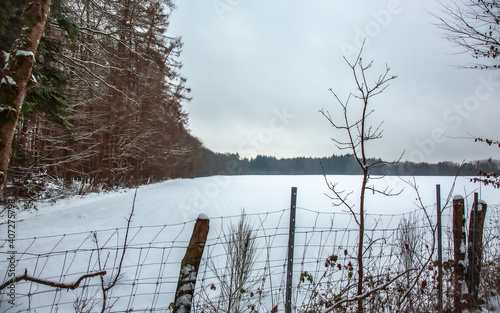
194,152,500,177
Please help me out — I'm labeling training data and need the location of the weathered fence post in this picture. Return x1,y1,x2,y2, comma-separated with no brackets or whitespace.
173,214,210,313
436,185,443,312
286,187,297,313
452,195,466,313
466,194,487,309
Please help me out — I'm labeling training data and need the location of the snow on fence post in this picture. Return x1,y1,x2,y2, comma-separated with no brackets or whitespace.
173,214,210,313
285,187,297,313
466,194,487,309
436,184,443,312
452,195,466,313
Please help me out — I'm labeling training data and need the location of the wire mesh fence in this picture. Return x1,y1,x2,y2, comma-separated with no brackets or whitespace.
1,192,499,312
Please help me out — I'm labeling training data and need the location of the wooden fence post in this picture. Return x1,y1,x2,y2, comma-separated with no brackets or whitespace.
452,195,466,313
466,194,487,309
173,214,210,313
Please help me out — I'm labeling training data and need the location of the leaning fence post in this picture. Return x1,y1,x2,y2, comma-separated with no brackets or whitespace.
466,194,487,309
286,187,297,313
452,195,466,313
173,214,210,313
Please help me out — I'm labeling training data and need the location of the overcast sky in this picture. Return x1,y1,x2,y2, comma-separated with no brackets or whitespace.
169,0,500,163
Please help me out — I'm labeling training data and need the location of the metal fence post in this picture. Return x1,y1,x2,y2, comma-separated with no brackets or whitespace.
286,187,297,313
436,184,443,312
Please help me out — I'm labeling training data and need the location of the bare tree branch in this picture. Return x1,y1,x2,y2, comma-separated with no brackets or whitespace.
0,269,106,291
434,0,500,69
320,269,418,313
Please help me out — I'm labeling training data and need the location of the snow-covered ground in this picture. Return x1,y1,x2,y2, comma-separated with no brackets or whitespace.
11,175,497,234
0,175,498,312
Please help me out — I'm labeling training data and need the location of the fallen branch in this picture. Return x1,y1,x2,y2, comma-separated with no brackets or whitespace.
0,269,106,291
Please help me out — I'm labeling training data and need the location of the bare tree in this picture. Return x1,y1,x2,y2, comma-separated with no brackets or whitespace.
0,0,52,193
434,1,500,190
434,0,500,70
319,44,400,313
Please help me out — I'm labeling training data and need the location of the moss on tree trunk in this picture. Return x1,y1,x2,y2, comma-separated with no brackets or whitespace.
0,0,51,193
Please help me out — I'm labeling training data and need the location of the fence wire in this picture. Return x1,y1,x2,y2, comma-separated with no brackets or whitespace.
1,201,499,312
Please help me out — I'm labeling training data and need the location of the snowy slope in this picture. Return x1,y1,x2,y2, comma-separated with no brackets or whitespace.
14,174,494,237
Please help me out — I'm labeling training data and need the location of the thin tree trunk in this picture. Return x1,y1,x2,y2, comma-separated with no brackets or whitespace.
356,86,370,313
357,167,368,313
0,0,52,193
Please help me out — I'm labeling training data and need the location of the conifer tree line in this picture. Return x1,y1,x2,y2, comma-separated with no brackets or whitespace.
198,152,500,177
1,0,205,193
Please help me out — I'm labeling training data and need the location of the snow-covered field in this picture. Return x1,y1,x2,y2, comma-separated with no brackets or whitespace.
10,175,497,234
0,175,498,312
